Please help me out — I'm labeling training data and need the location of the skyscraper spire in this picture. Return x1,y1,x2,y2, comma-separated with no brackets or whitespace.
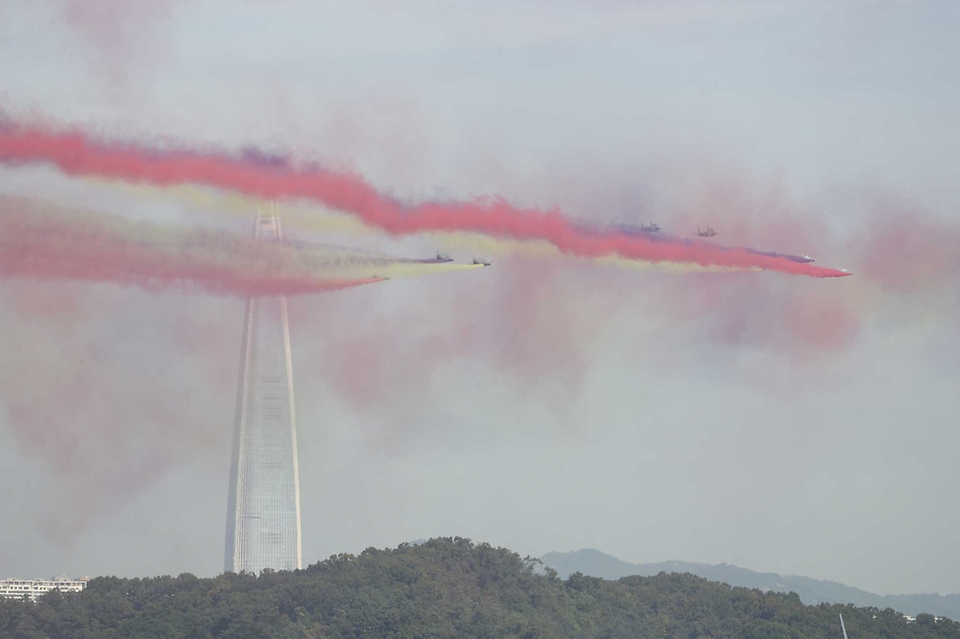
224,202,303,573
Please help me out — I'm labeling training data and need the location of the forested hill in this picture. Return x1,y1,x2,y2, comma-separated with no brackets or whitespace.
542,548,960,621
2,539,958,639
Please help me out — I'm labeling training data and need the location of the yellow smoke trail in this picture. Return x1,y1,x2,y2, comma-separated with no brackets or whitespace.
84,178,758,274
434,230,760,274
594,254,762,274
89,179,375,236
4,195,484,287
299,259,486,280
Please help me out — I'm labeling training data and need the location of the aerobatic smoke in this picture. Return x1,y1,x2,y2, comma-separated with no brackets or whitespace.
0,196,479,297
0,279,240,540
0,194,481,539
0,119,851,278
284,174,960,427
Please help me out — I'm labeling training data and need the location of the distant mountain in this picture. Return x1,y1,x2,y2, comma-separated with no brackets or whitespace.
542,548,960,620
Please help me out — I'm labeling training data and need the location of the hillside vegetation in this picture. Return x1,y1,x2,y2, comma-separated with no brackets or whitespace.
543,548,960,621
2,538,957,639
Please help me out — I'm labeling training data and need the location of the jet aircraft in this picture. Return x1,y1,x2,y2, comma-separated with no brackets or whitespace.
641,221,661,233
696,225,718,238
433,251,453,262
743,248,815,264
472,258,491,266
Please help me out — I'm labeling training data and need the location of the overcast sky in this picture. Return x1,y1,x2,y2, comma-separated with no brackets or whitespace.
1,0,959,596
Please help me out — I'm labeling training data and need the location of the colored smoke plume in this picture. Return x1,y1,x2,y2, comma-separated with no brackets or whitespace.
0,195,489,536
287,255,609,449
286,178,959,424
4,121,957,538
0,196,479,297
854,204,960,300
0,119,850,278
0,279,240,541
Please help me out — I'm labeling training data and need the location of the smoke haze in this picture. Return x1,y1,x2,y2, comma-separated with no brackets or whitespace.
1,0,958,598
0,120,848,277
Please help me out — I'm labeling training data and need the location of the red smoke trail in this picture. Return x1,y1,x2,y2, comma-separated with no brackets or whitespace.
0,197,382,297
0,121,850,278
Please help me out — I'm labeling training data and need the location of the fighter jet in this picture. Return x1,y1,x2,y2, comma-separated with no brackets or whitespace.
782,253,815,263
696,225,718,238
744,248,816,264
472,257,491,266
433,251,453,262
641,221,661,233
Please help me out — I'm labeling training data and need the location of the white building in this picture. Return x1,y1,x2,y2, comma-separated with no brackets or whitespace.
0,577,89,602
224,209,303,575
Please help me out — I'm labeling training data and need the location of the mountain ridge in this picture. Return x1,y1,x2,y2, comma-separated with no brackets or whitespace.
541,548,960,620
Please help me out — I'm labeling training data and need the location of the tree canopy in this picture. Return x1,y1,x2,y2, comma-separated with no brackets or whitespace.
2,538,956,638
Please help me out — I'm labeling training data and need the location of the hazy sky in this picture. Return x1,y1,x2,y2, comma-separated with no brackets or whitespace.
1,0,959,596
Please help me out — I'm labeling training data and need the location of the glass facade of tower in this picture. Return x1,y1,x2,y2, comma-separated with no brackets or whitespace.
224,210,303,574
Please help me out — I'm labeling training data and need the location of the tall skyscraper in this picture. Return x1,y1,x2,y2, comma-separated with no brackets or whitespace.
224,204,303,574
